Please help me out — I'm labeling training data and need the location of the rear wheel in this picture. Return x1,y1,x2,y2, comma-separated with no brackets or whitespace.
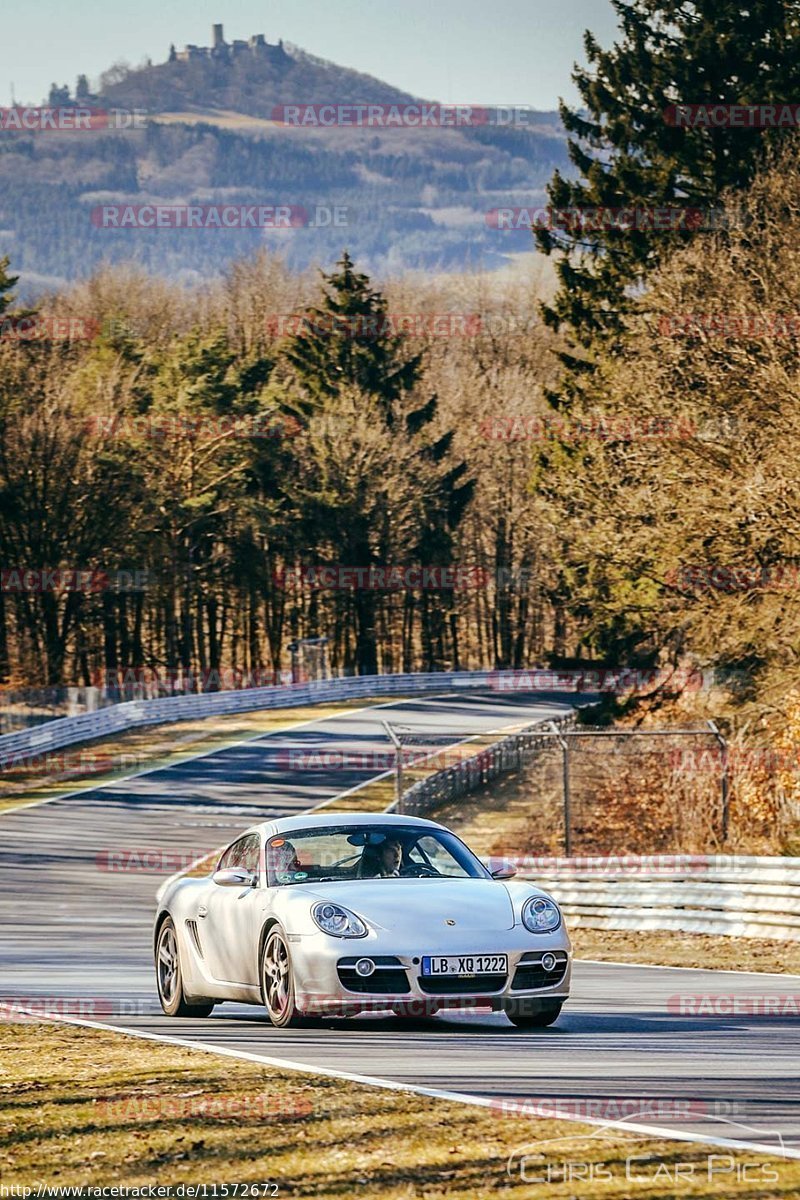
503,999,563,1029
156,918,214,1018
260,927,308,1028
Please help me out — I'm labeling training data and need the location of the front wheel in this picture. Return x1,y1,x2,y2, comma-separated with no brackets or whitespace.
260,927,308,1028
503,998,563,1029
156,917,214,1017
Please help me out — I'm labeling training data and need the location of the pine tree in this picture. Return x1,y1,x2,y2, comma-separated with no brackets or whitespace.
538,0,800,365
0,257,18,319
281,251,423,424
279,253,474,673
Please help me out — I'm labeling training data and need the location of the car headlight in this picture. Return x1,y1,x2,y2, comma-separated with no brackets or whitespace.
312,901,368,938
522,896,561,933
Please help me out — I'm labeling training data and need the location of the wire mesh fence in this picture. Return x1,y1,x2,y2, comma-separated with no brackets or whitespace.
545,725,728,855
396,722,740,856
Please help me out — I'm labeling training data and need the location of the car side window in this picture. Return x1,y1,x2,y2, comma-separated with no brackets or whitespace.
240,834,261,874
218,836,249,870
412,835,470,877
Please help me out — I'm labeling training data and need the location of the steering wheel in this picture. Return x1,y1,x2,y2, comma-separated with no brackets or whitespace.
400,864,439,878
330,852,362,869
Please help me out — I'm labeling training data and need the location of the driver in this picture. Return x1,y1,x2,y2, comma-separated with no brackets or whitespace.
358,836,403,878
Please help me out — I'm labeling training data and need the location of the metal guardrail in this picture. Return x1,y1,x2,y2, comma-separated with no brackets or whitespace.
393,712,577,816
486,855,800,941
0,670,503,767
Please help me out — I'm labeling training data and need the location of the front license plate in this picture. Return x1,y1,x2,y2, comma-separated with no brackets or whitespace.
421,954,508,976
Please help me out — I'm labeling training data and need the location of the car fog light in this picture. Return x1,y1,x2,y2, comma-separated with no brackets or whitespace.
355,958,375,977
541,952,558,972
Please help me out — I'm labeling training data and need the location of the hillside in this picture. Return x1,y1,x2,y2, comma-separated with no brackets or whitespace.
0,29,568,294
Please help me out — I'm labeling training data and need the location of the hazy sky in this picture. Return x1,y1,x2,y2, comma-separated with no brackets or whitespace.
4,0,620,108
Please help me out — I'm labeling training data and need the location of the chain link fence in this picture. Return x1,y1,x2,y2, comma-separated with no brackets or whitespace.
395,721,735,856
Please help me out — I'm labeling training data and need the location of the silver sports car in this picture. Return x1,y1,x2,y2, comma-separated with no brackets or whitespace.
154,812,571,1028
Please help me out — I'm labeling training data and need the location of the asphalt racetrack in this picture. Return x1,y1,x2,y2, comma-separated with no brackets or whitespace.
1,691,797,1156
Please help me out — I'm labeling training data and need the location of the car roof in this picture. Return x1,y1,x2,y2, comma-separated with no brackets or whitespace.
254,811,446,838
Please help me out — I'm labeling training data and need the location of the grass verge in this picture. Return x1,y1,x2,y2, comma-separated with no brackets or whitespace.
0,1020,794,1197
570,928,800,974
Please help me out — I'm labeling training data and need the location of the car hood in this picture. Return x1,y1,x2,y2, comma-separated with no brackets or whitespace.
296,878,516,932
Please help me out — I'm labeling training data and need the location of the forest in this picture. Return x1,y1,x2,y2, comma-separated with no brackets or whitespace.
3,0,800,727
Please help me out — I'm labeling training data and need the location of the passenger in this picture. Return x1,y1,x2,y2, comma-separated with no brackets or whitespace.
269,839,301,881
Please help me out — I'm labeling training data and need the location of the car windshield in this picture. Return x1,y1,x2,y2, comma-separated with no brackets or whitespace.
266,824,488,886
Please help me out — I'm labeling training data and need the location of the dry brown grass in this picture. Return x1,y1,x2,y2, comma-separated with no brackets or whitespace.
570,927,800,974
1,1020,795,1198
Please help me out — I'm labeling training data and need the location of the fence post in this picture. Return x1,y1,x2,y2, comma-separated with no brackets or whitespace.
548,721,572,855
707,719,729,842
382,721,404,809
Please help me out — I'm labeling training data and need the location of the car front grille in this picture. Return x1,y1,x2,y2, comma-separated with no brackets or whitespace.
418,973,507,995
511,950,569,990
337,956,410,995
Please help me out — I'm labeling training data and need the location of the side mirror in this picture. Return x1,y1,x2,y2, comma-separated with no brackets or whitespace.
491,866,517,880
213,867,257,888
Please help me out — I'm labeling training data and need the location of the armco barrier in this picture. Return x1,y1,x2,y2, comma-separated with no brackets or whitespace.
0,670,510,767
490,855,800,941
394,713,576,816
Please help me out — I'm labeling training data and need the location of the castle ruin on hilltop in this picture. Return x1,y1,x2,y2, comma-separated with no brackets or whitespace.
169,24,288,66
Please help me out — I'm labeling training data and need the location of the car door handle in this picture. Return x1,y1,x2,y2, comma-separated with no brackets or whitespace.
198,905,208,919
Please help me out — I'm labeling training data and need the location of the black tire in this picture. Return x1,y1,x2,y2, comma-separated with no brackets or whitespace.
155,917,214,1018
260,926,308,1028
504,999,563,1029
